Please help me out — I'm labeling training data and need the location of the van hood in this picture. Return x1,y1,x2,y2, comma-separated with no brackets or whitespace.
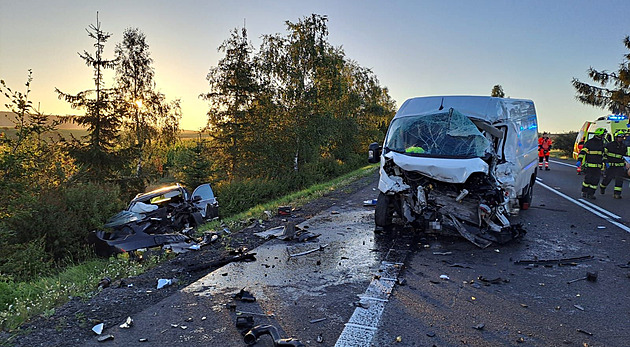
383,151,489,184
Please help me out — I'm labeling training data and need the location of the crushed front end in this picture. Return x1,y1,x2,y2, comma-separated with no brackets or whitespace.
375,108,525,247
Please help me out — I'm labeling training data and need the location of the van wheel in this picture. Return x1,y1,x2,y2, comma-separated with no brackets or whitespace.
375,192,393,227
519,175,536,210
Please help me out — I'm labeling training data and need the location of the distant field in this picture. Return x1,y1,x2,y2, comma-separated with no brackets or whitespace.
0,127,209,140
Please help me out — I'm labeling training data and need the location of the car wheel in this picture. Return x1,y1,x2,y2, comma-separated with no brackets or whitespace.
519,175,536,210
375,192,393,227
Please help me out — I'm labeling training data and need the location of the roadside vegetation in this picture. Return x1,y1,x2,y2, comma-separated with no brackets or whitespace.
0,13,392,332
0,164,376,331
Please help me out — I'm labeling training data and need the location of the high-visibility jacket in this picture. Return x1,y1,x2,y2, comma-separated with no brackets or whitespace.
538,137,552,157
578,137,605,168
604,140,628,167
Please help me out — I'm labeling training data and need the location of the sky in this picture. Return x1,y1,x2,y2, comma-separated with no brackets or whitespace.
1,0,629,132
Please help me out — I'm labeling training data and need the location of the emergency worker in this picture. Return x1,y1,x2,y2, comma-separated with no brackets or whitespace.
577,128,606,199
600,130,628,198
538,132,553,170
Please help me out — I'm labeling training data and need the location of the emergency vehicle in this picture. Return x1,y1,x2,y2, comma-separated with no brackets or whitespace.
573,115,630,160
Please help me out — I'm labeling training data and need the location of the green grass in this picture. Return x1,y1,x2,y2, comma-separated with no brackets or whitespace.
0,253,166,332
0,164,378,333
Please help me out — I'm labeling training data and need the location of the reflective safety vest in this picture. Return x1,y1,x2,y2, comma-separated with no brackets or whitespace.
538,137,552,157
578,137,605,168
604,141,628,167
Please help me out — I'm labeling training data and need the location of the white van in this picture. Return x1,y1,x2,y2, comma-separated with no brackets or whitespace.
368,95,538,247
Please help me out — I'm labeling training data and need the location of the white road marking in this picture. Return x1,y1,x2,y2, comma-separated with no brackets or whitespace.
334,261,403,347
549,159,576,168
535,179,630,233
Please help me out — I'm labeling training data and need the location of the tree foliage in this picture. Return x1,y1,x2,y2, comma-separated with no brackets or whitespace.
55,13,121,182
491,84,505,98
572,36,630,115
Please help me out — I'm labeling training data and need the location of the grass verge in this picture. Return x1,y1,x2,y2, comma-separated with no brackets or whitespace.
0,164,377,332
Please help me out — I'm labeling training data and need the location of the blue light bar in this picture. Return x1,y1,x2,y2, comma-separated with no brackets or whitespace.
607,114,627,121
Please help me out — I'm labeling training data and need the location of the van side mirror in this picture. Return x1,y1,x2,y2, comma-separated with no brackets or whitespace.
368,142,382,164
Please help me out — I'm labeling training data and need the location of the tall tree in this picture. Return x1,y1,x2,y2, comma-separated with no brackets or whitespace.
491,84,505,98
115,28,165,177
201,26,258,179
55,12,120,181
572,36,630,115
257,14,335,172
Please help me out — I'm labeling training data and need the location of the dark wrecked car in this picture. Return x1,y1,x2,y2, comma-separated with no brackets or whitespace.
368,96,538,248
91,183,218,256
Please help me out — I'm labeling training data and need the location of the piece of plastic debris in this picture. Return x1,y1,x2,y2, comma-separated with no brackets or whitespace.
97,334,114,342
97,277,111,289
433,251,453,255
233,288,256,302
157,279,172,289
180,325,187,330
597,226,606,229
278,206,292,216
567,271,598,284
119,316,133,329
317,334,324,343
395,336,402,342
574,304,585,311
92,323,104,335
202,316,207,321
439,275,450,280
139,338,148,342
236,316,255,331
397,278,407,286
520,303,528,308
473,323,485,330
427,331,436,337
577,328,593,336
188,244,201,251
310,318,327,324
363,199,378,206
171,324,178,328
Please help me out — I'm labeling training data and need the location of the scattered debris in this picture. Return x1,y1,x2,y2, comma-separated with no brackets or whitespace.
433,251,453,255
477,276,509,284
236,310,275,318
395,336,402,342
236,316,255,331
363,199,378,206
514,255,594,266
574,305,585,311
157,278,178,289
233,288,256,302
309,318,327,324
331,211,339,215
97,334,114,342
139,338,148,342
317,334,324,343
92,323,104,335
597,226,606,229
567,271,598,284
426,331,436,337
439,275,450,280
97,277,111,290
243,324,305,347
187,252,256,272
119,316,133,329
577,328,593,336
278,206,292,216
473,323,485,330
397,278,407,286
288,244,329,258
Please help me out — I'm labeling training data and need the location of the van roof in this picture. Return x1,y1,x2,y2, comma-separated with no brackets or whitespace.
395,95,535,123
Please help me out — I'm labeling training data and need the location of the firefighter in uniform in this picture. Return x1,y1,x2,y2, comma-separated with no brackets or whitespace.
600,130,628,199
538,132,553,170
577,127,606,199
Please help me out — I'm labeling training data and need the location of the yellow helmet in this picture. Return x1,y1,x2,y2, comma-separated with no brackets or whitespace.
593,128,606,136
614,130,626,138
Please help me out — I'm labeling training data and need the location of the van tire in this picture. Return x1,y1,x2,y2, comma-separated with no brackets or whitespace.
519,173,536,210
375,192,392,227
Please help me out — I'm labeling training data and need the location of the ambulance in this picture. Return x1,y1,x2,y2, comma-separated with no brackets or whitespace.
573,114,630,160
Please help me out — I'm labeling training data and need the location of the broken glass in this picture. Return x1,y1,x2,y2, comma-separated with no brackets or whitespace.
384,108,491,158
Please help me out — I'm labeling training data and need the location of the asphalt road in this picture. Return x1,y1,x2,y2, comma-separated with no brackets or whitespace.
84,159,630,347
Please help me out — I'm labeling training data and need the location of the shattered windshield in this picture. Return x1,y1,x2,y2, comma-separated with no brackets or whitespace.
384,108,492,158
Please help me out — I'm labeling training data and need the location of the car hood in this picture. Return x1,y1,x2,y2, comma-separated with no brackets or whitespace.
383,151,489,184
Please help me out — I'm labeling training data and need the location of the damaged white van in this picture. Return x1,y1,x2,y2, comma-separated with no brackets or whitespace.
368,96,538,248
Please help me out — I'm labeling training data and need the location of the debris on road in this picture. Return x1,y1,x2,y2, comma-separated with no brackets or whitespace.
363,199,378,206
514,255,593,266
97,277,111,290
574,304,585,311
233,288,256,302
236,316,255,332
473,323,485,330
243,324,305,347
97,334,114,342
287,244,329,258
187,251,256,272
433,251,453,255
157,278,178,289
567,271,598,284
236,310,275,318
477,276,509,284
309,318,327,324
439,275,450,280
92,323,104,335
119,316,133,329
577,328,593,336
278,206,292,216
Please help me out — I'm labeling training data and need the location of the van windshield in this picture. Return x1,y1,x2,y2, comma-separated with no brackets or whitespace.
384,108,491,159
